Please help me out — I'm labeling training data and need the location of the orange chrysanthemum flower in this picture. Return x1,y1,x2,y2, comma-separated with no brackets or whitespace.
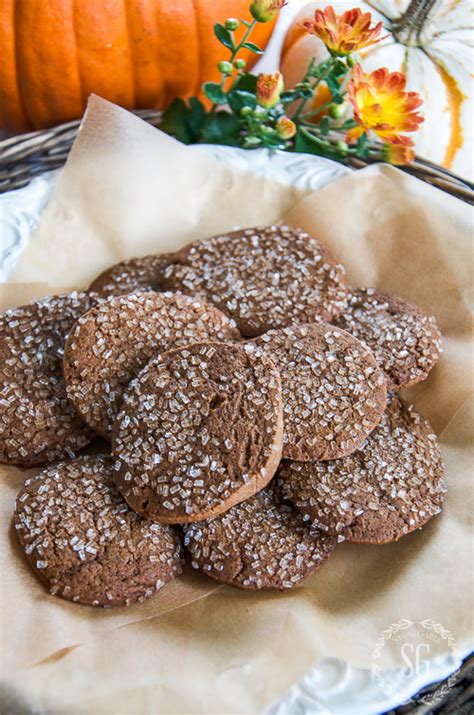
383,143,416,165
256,71,284,108
346,65,424,149
303,6,386,56
276,116,297,139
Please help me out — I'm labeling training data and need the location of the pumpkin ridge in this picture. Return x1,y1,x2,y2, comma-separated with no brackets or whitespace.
71,0,85,108
122,0,137,107
13,0,32,130
191,0,203,99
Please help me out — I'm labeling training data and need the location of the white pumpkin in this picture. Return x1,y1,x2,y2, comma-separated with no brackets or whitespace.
280,0,473,179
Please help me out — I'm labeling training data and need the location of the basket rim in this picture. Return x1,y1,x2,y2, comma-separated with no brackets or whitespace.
1,110,473,203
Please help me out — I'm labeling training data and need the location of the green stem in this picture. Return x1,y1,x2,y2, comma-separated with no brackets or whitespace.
230,19,257,62
293,58,336,121
300,100,334,120
209,19,258,114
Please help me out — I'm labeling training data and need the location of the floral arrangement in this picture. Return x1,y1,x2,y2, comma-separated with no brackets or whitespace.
160,1,424,165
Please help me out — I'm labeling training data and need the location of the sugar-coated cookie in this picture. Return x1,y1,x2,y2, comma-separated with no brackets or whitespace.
13,456,182,607
162,225,349,337
184,482,336,590
63,291,240,438
112,342,283,523
335,288,442,389
253,324,387,460
1,292,97,467
278,396,446,544
88,254,173,297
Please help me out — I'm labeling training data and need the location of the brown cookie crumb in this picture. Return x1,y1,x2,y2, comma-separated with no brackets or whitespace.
63,291,241,438
162,225,349,337
1,292,97,467
334,288,442,389
13,456,182,607
88,253,173,297
278,396,446,544
183,482,336,590
253,323,387,460
112,342,283,523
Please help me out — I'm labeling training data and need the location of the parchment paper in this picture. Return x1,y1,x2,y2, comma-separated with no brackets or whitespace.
1,96,473,715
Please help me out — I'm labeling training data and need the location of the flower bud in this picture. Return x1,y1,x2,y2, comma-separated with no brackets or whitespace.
218,61,233,75
256,71,284,109
243,136,262,147
225,18,239,30
240,106,253,117
382,142,415,165
276,116,296,140
234,58,246,69
329,103,346,119
250,0,286,23
347,54,358,68
335,140,348,153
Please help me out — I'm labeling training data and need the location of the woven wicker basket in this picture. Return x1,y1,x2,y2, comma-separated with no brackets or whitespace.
0,109,473,204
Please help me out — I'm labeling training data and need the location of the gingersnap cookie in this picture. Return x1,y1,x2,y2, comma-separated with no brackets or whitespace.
253,324,387,461
183,482,336,590
161,225,349,337
335,288,442,390
64,291,240,438
0,292,97,467
112,342,283,523
278,396,446,544
13,456,182,607
88,253,173,297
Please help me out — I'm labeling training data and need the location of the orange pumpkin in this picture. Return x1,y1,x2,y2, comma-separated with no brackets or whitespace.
0,0,275,132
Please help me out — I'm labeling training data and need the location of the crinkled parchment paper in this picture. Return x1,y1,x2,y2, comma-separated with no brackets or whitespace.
1,96,473,714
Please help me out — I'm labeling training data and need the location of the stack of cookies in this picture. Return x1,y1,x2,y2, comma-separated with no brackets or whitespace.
1,226,446,607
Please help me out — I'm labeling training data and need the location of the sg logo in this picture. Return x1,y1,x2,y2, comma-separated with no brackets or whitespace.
401,642,431,677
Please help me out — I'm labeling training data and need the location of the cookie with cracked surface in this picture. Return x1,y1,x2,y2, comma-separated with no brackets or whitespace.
63,291,240,439
278,396,446,544
161,225,349,337
334,288,442,390
253,323,387,461
13,456,182,607
88,253,173,297
0,292,97,467
112,342,283,523
183,482,336,590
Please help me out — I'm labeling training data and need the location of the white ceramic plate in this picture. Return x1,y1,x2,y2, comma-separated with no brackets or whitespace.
0,146,468,714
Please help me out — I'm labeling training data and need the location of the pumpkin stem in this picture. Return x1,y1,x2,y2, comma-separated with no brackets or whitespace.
392,0,438,47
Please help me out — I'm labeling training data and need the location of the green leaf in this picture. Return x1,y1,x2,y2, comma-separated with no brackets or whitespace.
186,97,206,136
294,129,324,156
227,90,257,113
233,73,258,93
356,132,369,157
200,112,240,146
202,82,227,105
214,23,234,50
159,98,193,144
242,41,263,54
294,127,341,160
